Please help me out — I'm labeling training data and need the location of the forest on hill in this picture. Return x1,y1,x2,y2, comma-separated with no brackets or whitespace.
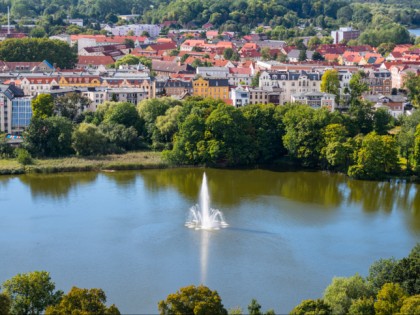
0,0,418,35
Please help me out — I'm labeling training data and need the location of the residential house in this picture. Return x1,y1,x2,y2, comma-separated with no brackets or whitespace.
20,76,60,96
192,77,230,102
291,92,336,110
259,70,322,104
363,69,392,95
364,94,407,117
230,85,249,107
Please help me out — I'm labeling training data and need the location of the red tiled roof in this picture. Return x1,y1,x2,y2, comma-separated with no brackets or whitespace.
77,56,115,66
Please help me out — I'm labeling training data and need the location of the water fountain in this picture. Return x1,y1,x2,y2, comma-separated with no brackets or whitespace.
185,173,228,230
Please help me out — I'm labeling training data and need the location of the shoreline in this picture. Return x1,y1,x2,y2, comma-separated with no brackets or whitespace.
1,152,419,183
0,151,168,175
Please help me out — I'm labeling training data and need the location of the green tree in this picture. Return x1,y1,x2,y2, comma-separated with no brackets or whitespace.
312,51,325,61
2,271,63,315
32,94,54,119
137,97,180,143
282,105,330,167
45,287,120,315
321,69,340,102
0,133,14,158
0,38,77,69
348,100,374,135
113,55,152,70
241,104,286,163
247,299,261,315
0,293,11,315
298,49,307,62
24,116,74,157
321,124,353,171
290,299,332,315
29,26,47,38
399,295,420,315
323,274,374,315
374,283,407,315
390,243,420,295
348,297,375,315
251,72,260,88
72,123,109,156
349,71,369,101
348,133,400,179
16,148,33,165
155,105,183,149
367,258,398,293
404,71,420,107
158,285,228,315
54,92,91,122
104,102,142,132
223,48,234,60
373,108,393,135
261,47,271,61
99,122,141,152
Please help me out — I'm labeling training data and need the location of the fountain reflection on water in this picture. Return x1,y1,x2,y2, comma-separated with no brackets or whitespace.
185,173,228,230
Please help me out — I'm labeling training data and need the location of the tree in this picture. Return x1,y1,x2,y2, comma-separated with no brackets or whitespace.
282,105,330,167
321,69,340,102
0,292,11,315
390,243,420,295
99,122,141,152
348,133,400,180
367,258,399,293
298,49,307,62
312,51,324,61
374,283,407,315
348,297,375,315
123,38,135,48
16,148,33,165
307,36,321,50
158,285,228,315
223,48,234,60
260,47,271,61
54,92,91,122
30,26,47,38
2,271,63,315
103,102,142,132
0,38,77,69
251,72,260,87
373,108,393,135
290,299,332,315
45,287,120,315
349,71,369,101
137,97,180,143
323,274,375,315
72,123,109,156
247,299,261,315
399,295,420,315
32,94,54,119
0,133,14,158
24,116,74,157
241,104,286,163
404,71,420,107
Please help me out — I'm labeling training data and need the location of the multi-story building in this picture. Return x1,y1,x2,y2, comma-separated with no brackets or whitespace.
192,77,230,102
363,69,392,95
259,70,322,104
331,27,360,44
231,86,250,107
291,92,336,110
0,84,32,135
104,24,161,38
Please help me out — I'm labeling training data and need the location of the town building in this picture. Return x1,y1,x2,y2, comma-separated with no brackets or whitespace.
0,84,32,135
291,92,336,110
331,27,360,44
192,77,229,102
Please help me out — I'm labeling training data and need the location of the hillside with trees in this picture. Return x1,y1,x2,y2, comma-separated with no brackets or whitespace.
0,0,418,42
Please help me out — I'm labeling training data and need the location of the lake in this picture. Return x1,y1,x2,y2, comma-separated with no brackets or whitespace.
0,168,418,313
409,29,420,37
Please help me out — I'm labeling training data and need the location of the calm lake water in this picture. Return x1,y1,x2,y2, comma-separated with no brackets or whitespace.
409,29,420,37
0,168,419,313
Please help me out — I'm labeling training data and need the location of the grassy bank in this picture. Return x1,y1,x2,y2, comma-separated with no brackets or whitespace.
0,151,167,175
